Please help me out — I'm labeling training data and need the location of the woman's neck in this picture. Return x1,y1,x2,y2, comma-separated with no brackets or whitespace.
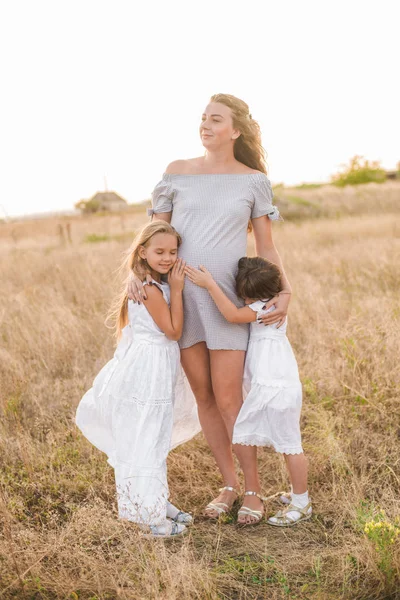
203,150,237,171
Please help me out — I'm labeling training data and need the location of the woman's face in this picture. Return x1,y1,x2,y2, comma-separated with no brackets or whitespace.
199,102,240,149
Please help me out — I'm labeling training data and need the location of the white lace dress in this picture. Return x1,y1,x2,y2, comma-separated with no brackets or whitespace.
232,303,303,454
75,280,201,526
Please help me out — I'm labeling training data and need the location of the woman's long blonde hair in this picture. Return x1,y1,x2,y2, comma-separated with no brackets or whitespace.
108,221,182,340
210,93,267,174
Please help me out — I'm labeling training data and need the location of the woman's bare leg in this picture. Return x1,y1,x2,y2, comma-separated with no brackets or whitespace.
210,350,263,524
180,343,239,516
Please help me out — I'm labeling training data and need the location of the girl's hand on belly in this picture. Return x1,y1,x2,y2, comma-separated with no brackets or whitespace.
185,265,214,290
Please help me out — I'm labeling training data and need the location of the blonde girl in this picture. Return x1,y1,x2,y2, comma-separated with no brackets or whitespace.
76,221,200,538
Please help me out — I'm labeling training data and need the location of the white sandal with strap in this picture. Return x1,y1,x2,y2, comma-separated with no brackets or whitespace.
204,486,239,519
167,501,193,525
267,501,312,527
279,491,292,505
237,491,268,526
140,520,187,539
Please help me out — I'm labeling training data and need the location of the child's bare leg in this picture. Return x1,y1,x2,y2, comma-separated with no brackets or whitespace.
268,453,311,526
284,453,308,494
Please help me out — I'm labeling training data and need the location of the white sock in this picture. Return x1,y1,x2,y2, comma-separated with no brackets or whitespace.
166,501,179,519
291,491,309,508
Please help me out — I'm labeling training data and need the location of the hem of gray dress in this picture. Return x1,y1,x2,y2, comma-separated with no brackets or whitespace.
179,340,248,351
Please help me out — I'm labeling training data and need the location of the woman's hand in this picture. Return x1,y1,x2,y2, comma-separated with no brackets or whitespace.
168,258,186,292
127,271,153,303
185,265,214,289
258,292,291,328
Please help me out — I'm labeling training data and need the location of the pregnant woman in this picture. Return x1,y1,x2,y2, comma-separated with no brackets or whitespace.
129,93,292,525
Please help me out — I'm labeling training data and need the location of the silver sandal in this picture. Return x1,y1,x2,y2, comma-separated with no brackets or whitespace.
237,491,268,526
140,520,187,539
167,501,193,525
267,501,312,527
279,492,292,505
169,511,193,525
204,486,240,519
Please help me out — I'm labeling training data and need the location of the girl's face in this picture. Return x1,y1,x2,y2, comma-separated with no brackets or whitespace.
199,102,240,150
139,232,178,277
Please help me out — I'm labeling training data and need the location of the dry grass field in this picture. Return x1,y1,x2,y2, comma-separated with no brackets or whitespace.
1,182,400,599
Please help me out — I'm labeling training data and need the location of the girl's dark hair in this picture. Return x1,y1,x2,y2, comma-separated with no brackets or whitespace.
235,257,282,300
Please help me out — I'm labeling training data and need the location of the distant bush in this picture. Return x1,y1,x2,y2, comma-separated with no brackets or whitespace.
293,182,325,190
332,156,386,187
75,199,101,214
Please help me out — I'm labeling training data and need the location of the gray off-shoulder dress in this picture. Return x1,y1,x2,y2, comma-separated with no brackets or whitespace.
149,173,281,351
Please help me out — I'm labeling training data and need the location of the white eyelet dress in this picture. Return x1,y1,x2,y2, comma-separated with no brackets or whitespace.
149,173,281,350
232,303,303,454
75,280,201,527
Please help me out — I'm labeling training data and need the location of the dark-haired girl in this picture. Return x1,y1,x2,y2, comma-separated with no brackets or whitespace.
186,257,311,527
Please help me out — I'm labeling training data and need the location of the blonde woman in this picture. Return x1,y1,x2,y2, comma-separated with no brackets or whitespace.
128,94,293,525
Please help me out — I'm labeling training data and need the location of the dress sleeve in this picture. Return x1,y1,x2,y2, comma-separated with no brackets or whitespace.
250,174,282,221
143,279,164,294
247,300,267,313
248,300,278,313
147,174,174,217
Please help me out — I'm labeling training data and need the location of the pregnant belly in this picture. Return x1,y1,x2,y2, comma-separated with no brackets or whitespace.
180,247,244,308
179,245,242,279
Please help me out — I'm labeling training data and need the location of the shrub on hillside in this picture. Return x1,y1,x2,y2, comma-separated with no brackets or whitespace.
75,199,101,214
332,155,386,187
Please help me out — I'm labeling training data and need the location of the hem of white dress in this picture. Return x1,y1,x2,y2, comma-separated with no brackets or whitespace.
232,435,303,455
179,340,248,351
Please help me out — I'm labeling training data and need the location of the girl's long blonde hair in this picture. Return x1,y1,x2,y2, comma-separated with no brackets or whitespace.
210,93,268,174
108,221,182,340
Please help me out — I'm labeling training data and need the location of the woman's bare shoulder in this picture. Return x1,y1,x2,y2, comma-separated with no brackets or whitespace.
233,161,263,175
165,157,204,174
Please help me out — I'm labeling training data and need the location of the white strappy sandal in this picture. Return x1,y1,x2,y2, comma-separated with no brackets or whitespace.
167,501,193,525
267,501,313,527
204,486,240,519
140,520,187,539
237,490,268,526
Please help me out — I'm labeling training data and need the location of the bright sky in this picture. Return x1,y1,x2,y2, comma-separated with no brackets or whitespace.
0,0,398,217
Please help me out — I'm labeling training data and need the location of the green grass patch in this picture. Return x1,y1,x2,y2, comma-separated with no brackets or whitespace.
84,231,136,244
286,195,316,207
84,233,111,243
293,183,325,189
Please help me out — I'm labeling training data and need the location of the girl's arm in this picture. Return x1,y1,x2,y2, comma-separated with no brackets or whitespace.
185,266,257,324
142,259,185,341
251,216,291,327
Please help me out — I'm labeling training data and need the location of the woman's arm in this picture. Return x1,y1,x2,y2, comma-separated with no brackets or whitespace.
185,266,256,324
251,216,291,327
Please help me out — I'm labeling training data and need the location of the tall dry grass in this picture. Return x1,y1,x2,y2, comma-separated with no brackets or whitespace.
0,183,399,599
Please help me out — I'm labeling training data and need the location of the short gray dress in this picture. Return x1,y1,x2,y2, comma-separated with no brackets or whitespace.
149,173,281,351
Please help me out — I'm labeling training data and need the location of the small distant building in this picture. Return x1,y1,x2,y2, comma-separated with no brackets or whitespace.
89,191,128,211
385,170,399,181
75,191,128,214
